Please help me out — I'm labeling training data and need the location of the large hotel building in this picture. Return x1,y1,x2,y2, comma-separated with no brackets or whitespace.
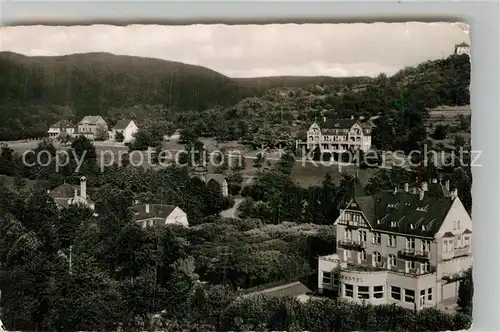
318,179,472,310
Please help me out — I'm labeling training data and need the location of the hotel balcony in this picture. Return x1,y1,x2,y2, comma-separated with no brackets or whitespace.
454,246,472,258
397,249,430,262
338,239,365,251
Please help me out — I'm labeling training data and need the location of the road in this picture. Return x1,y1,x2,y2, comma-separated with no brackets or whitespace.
220,198,244,219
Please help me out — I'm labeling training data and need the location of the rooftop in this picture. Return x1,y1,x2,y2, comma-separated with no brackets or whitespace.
129,203,177,222
50,120,76,129
113,120,133,130
79,115,105,124
340,180,457,237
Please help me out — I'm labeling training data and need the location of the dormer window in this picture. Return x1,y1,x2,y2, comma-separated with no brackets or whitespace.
410,224,415,229
391,221,397,227
422,225,427,231
376,219,381,225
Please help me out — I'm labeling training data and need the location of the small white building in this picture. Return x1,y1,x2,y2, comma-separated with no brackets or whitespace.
129,203,189,228
47,120,76,138
454,42,470,56
110,120,139,142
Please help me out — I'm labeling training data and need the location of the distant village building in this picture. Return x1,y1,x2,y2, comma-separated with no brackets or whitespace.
303,118,372,153
129,203,189,228
110,120,138,142
454,42,470,56
47,120,76,138
167,129,181,141
77,116,108,140
48,176,95,210
318,178,472,311
192,167,229,197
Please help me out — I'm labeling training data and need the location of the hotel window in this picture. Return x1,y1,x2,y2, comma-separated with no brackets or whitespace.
374,286,384,299
373,252,382,266
405,260,416,272
388,235,397,247
421,240,431,252
420,290,426,306
358,286,370,299
360,250,367,262
404,289,415,303
344,229,353,240
391,286,401,300
457,220,460,229
148,220,154,227
142,221,147,228
359,230,367,242
406,237,415,250
444,240,449,253
453,221,457,230
427,288,433,302
454,237,459,249
464,236,470,247
344,284,353,297
388,254,397,269
373,233,381,244
322,272,332,284
421,262,430,273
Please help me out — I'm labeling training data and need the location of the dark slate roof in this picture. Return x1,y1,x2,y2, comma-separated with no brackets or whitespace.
49,183,80,198
50,120,76,129
129,204,177,222
443,232,455,238
456,42,470,47
463,229,472,234
347,189,454,238
319,119,371,135
79,116,105,125
113,120,132,130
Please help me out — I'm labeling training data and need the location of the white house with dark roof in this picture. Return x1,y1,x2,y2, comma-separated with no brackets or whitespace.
318,178,472,311
305,118,372,153
454,42,470,56
47,120,76,138
48,176,95,210
111,120,138,142
192,167,229,197
129,203,189,228
77,116,108,140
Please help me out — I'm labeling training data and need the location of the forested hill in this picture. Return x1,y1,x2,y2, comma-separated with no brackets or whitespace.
0,52,469,140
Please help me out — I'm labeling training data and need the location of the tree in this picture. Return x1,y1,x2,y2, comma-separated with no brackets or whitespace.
115,131,125,142
431,125,448,140
95,125,109,141
457,268,473,315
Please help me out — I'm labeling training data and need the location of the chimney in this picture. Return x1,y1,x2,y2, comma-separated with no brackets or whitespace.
445,180,450,192
74,188,78,198
350,115,354,120
46,189,50,194
422,182,428,192
451,188,458,199
419,189,424,201
323,116,327,123
404,183,409,192
80,176,87,200
432,178,438,184
394,187,398,194
145,203,150,214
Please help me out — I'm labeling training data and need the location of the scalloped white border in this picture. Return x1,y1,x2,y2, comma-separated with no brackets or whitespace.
1,1,498,331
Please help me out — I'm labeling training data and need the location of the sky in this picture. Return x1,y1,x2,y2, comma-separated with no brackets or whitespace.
0,23,469,78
